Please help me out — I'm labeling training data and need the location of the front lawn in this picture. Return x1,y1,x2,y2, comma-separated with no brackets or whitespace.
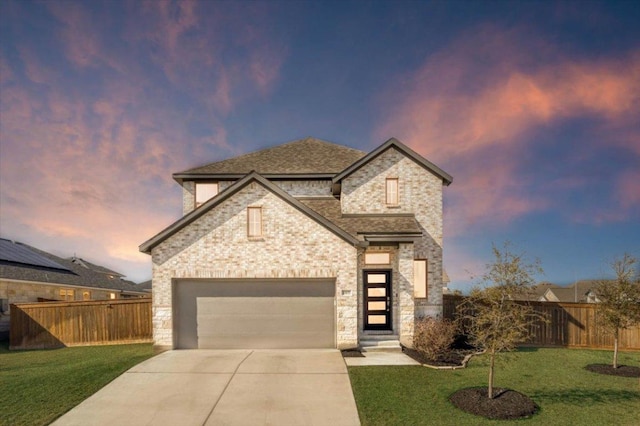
0,342,154,426
349,348,640,425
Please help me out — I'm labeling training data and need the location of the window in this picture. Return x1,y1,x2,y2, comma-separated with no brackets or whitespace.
247,207,263,237
195,182,219,207
110,292,117,300
413,260,427,298
365,252,390,265
82,291,91,301
59,289,75,301
386,178,399,206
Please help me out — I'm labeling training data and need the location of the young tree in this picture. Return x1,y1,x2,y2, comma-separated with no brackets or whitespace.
594,254,640,369
458,243,544,399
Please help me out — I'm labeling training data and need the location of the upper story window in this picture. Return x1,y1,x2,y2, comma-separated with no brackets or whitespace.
195,182,219,207
247,207,263,238
385,178,399,206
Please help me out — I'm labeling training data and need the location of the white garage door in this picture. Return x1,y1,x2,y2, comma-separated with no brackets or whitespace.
174,279,336,349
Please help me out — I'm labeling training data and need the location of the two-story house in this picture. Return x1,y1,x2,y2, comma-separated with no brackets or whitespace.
140,137,452,351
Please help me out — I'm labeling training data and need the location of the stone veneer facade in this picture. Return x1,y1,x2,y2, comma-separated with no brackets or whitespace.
342,147,444,320
157,145,445,350
152,181,358,349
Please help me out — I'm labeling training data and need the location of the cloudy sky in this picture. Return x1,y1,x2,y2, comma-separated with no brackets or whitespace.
1,0,638,291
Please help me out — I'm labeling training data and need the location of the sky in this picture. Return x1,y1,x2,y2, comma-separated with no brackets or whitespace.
1,0,639,292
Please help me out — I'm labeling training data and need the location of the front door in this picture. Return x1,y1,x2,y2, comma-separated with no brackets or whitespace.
364,271,391,330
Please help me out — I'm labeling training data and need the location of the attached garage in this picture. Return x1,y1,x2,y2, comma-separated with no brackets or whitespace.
174,279,336,349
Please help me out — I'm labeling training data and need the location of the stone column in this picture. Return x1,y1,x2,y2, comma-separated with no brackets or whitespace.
398,243,415,348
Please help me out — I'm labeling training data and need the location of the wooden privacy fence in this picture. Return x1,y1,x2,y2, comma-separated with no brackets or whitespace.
443,295,640,350
10,299,152,350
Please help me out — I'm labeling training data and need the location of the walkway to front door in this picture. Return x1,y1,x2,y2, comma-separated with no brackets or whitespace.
364,270,392,330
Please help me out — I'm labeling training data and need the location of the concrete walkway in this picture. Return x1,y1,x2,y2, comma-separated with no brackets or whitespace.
343,351,420,366
52,349,361,426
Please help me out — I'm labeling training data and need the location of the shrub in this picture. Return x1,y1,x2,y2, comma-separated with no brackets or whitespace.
413,317,457,361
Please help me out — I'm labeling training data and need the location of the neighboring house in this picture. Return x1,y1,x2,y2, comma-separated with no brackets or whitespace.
0,238,148,337
520,282,563,301
138,279,152,294
540,280,602,303
441,269,452,294
140,137,452,351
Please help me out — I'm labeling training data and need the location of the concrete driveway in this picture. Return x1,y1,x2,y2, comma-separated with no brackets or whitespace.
52,349,360,426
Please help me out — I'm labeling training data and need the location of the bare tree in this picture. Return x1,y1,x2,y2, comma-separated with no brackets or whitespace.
459,242,544,399
594,254,640,368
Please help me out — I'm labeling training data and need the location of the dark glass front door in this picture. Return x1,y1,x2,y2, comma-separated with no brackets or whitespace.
364,271,391,330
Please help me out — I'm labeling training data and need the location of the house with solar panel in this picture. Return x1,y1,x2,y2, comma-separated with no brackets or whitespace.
140,137,452,351
0,238,148,338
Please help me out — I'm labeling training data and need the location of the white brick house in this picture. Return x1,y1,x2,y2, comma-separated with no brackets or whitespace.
140,137,452,351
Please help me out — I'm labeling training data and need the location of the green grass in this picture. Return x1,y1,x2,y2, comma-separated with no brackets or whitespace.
349,348,640,425
0,341,154,426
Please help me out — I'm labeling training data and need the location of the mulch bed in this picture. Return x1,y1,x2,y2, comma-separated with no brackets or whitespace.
341,349,365,358
402,347,471,366
585,364,640,378
449,387,539,420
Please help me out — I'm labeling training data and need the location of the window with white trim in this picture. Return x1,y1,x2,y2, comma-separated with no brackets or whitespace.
195,182,219,207
82,291,91,301
247,207,263,238
59,289,75,301
386,178,399,206
413,260,427,298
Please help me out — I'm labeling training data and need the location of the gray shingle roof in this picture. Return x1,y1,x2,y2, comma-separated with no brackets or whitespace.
299,198,422,237
137,280,152,292
543,280,604,303
175,137,366,177
69,257,124,277
0,239,145,294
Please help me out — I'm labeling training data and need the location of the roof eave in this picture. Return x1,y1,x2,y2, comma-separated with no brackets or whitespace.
363,235,422,243
173,173,337,184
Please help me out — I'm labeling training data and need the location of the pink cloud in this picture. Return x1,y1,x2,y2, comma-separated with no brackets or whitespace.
616,170,640,210
129,1,286,116
376,28,640,235
0,78,194,281
46,2,101,68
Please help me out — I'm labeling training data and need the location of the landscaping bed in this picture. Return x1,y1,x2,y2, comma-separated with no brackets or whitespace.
449,387,538,420
348,347,640,425
402,346,478,367
585,363,640,377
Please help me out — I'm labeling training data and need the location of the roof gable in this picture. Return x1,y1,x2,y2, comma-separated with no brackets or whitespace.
174,137,366,180
332,138,453,185
140,171,363,254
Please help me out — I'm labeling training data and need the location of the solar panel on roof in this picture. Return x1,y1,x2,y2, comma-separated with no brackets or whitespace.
0,239,71,272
